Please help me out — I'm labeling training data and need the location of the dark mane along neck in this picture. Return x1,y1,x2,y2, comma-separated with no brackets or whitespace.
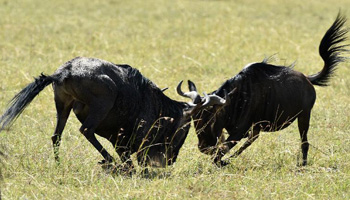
127,67,186,118
152,89,187,119
214,76,240,97
214,62,292,97
126,67,155,91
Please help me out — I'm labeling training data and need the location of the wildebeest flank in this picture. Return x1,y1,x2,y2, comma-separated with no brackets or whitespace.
0,57,227,171
192,13,349,166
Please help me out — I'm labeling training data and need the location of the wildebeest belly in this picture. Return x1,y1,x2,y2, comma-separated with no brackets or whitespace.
72,101,128,140
252,108,300,132
233,85,315,134
250,91,312,132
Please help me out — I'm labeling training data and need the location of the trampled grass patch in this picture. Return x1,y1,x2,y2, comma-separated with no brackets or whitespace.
1,0,350,199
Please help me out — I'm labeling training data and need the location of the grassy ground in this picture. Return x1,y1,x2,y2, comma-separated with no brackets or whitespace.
1,0,350,199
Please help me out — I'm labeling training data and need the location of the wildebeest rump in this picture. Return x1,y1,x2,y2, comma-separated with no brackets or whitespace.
0,57,227,169
192,13,349,166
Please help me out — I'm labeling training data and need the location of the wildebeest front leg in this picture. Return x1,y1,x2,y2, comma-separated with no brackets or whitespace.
228,127,260,159
214,135,239,166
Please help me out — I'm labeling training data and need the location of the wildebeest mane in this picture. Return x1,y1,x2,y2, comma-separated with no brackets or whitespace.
126,66,155,91
215,62,292,96
125,65,186,118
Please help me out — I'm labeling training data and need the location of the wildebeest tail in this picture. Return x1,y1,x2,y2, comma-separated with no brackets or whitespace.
0,74,54,131
308,13,349,86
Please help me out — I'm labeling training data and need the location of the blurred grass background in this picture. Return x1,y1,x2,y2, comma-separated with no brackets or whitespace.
1,0,350,199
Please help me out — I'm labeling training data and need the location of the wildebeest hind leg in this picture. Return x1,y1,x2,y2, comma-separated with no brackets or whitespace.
80,102,114,163
297,111,310,166
51,93,73,163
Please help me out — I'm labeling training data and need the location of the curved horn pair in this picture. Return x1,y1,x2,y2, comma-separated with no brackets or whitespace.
203,88,237,107
202,90,227,107
177,80,230,107
177,80,201,103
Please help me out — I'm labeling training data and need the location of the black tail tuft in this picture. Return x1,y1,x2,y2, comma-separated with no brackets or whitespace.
308,12,349,86
0,74,53,131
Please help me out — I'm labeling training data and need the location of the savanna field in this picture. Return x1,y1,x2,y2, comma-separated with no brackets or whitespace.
1,0,350,199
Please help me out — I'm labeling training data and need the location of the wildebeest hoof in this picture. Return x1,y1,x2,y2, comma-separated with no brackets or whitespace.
297,160,308,167
98,159,112,165
100,161,135,176
117,163,136,176
215,159,230,167
98,159,105,165
99,159,115,170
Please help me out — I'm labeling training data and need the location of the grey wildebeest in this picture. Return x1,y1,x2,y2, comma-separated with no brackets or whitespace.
0,57,227,171
191,13,349,166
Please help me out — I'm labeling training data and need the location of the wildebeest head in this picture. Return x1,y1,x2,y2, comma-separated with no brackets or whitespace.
136,80,229,168
190,82,237,155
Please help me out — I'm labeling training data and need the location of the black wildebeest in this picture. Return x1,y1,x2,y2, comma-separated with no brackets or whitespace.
0,57,227,170
191,13,349,166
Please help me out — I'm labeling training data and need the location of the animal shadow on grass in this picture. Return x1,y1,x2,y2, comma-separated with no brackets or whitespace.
100,161,173,179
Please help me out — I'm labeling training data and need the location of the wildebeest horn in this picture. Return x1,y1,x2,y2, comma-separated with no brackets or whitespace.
182,87,231,118
187,80,197,92
177,80,201,103
202,92,226,107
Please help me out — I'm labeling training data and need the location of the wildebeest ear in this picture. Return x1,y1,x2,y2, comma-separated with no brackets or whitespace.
161,87,168,92
187,80,197,92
